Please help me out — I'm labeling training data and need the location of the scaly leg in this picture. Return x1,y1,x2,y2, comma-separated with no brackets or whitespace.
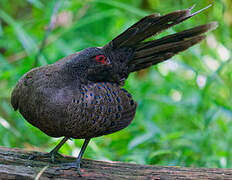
56,138,91,176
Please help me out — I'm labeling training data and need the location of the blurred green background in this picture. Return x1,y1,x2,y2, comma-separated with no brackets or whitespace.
0,0,232,168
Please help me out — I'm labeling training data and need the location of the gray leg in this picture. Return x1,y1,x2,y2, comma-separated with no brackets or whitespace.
29,136,69,163
49,137,69,163
56,138,91,176
75,138,91,175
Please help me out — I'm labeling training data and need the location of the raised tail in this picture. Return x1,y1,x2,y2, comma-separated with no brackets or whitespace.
129,22,217,72
103,5,218,76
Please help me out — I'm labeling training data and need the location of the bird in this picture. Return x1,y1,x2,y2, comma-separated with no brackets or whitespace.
11,5,217,176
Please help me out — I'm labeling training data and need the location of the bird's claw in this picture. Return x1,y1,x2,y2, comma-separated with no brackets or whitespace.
28,151,64,163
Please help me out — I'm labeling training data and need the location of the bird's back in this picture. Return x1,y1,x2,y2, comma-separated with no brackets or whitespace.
11,64,73,137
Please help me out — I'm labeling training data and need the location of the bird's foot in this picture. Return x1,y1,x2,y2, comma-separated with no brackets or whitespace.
28,151,64,163
56,161,82,176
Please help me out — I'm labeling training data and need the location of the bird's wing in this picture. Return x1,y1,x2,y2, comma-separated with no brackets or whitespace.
65,82,137,139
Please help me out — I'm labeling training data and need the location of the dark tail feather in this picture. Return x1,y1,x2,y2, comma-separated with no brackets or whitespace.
129,22,218,72
106,5,212,49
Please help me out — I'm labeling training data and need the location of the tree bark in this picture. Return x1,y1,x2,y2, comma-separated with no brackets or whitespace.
0,146,231,180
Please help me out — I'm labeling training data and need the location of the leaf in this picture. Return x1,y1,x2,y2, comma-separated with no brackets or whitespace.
0,10,37,57
0,21,3,36
0,54,13,71
94,0,148,16
149,150,173,159
27,0,44,9
128,122,161,150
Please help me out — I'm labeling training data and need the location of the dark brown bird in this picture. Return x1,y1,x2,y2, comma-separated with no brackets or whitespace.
11,5,217,176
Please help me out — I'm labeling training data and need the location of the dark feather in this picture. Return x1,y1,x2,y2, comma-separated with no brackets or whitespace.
129,22,217,72
103,5,217,74
105,5,213,49
65,82,137,138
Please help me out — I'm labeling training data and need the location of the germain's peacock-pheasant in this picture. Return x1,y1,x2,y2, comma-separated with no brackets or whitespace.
11,5,218,176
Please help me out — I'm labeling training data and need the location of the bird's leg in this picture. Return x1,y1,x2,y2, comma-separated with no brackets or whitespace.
29,136,69,163
48,136,69,163
56,138,91,176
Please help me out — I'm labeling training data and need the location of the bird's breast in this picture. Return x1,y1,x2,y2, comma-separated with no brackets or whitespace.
64,82,137,138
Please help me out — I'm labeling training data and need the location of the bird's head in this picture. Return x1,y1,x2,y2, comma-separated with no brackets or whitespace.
64,46,134,85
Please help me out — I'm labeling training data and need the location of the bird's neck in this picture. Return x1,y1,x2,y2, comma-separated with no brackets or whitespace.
60,61,89,85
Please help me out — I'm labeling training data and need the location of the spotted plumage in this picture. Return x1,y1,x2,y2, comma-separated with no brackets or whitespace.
11,6,217,176
65,82,136,138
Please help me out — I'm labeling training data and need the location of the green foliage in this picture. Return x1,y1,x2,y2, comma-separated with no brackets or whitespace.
0,0,232,168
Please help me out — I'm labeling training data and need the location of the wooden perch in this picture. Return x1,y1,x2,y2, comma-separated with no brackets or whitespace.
0,146,231,180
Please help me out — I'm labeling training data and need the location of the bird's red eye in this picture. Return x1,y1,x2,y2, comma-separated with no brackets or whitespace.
95,55,107,64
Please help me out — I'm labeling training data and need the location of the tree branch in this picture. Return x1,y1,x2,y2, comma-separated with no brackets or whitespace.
0,146,231,179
